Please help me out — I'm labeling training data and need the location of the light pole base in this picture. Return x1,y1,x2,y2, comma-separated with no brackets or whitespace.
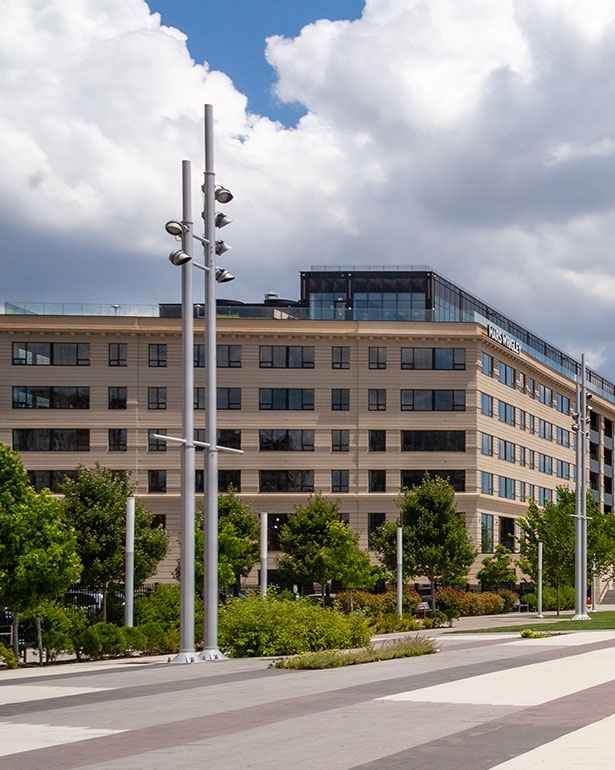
169,650,201,664
571,613,591,621
536,613,544,618
199,647,228,661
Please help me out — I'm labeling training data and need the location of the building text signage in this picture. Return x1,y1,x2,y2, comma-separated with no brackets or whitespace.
488,324,521,355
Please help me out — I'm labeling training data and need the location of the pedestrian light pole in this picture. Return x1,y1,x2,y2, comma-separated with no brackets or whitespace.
571,353,591,621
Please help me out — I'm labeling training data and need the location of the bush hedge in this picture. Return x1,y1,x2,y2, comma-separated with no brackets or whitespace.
523,585,575,612
436,588,508,616
218,594,371,657
336,589,420,619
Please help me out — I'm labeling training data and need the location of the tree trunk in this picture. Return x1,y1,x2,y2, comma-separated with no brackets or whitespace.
430,578,436,614
11,612,19,659
36,613,44,666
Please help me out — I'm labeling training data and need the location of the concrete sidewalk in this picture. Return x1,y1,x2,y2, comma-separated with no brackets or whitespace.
1,610,615,769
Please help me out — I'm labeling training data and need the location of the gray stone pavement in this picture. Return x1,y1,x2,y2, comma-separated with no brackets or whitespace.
1,608,615,769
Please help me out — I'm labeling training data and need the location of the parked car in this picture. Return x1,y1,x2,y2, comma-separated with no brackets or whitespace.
64,589,103,613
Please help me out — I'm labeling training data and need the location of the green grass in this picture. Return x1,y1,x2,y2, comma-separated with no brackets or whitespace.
270,636,438,670
450,611,615,634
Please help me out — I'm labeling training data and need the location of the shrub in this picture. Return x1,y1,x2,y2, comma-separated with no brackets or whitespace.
89,622,125,658
272,636,437,669
138,622,179,655
0,641,18,669
370,615,422,634
497,589,520,613
21,600,79,662
134,584,181,629
336,589,420,618
122,626,146,654
523,585,575,612
72,626,101,660
435,589,505,616
218,594,370,657
520,628,552,639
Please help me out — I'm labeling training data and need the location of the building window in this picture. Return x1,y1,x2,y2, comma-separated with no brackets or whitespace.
194,344,205,368
332,470,349,493
369,430,386,452
481,433,493,456
556,427,570,447
401,469,466,492
108,428,127,452
498,476,515,500
500,517,515,551
538,487,552,506
368,389,386,411
538,419,553,441
498,401,515,426
13,429,90,452
401,390,465,411
498,362,516,388
528,378,535,398
219,469,241,492
217,388,241,410
402,430,466,452
556,393,570,414
332,346,350,369
338,512,350,525
12,386,89,409
259,470,314,493
369,347,386,369
481,513,494,553
368,512,386,548
259,388,314,410
481,472,493,495
259,430,314,451
218,429,241,450
528,414,535,434
332,430,349,452
519,446,526,466
401,348,465,370
151,514,166,529
108,343,127,367
267,514,288,551
538,384,552,406
498,439,516,463
332,389,350,411
217,344,242,368
519,481,526,502
519,410,526,431
148,470,166,493
148,387,167,410
481,352,493,376
481,393,493,417
148,344,167,367
259,345,314,368
538,454,553,474
27,470,78,493
556,460,570,479
194,387,205,410
368,469,386,493
108,387,127,410
12,342,90,366
518,373,526,393
148,429,166,452
528,449,535,469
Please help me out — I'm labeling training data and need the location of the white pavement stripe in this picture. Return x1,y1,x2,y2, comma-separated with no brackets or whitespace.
487,712,615,770
379,646,615,706
0,722,124,757
0,685,109,706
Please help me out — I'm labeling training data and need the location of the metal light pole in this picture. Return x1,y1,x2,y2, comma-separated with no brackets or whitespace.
572,354,591,621
169,160,198,664
202,103,224,660
260,512,268,598
396,526,403,619
536,541,543,618
124,496,135,627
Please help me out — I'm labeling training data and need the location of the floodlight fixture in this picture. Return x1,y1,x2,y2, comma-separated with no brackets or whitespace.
215,240,231,256
214,185,233,204
215,267,235,283
165,220,186,236
215,212,233,228
169,249,192,266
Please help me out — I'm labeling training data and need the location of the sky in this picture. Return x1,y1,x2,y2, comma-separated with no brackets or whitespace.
1,0,614,377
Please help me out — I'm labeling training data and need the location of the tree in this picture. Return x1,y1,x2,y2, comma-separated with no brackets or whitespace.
476,545,517,590
278,494,372,605
0,443,82,657
180,487,260,593
518,486,612,615
61,463,168,619
372,475,477,610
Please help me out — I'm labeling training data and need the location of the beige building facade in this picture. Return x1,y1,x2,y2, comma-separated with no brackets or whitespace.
1,268,614,590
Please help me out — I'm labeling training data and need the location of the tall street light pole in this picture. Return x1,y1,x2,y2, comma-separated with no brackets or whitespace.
572,353,591,621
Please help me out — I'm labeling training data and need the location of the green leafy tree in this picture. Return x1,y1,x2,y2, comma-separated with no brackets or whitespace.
518,486,612,615
278,494,372,605
372,475,477,610
61,463,168,619
0,443,82,656
181,488,259,593
476,545,517,589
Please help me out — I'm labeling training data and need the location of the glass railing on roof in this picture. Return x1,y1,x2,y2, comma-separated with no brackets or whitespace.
309,264,434,272
3,302,160,317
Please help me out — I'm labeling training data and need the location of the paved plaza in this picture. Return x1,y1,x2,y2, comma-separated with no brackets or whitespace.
1,615,615,769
